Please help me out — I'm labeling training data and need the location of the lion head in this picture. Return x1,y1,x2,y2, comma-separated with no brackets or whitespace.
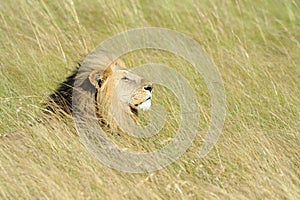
88,59,153,128
48,50,153,132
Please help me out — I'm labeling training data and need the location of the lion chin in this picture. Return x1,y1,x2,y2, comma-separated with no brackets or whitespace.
138,93,152,111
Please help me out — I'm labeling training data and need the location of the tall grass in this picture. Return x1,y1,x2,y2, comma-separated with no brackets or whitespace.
0,0,299,199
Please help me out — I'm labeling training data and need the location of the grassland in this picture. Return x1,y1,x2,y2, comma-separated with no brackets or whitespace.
0,0,299,199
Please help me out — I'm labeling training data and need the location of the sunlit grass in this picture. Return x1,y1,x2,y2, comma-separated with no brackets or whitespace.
0,0,299,199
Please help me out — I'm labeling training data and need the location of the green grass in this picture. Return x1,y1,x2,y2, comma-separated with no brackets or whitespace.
0,0,299,199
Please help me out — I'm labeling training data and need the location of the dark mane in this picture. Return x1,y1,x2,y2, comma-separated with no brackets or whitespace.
46,66,80,114
45,51,123,116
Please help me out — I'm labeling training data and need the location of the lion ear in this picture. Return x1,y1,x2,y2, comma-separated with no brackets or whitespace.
89,61,122,88
89,69,104,89
102,65,113,79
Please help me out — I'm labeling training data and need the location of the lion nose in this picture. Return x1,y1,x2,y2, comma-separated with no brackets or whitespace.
144,84,153,92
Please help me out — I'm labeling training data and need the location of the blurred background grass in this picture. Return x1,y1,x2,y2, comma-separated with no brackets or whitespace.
0,0,299,199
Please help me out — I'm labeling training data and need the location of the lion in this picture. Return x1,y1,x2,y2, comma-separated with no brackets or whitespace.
47,52,153,131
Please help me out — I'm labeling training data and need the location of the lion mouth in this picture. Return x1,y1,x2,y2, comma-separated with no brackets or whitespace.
130,90,152,112
130,96,152,112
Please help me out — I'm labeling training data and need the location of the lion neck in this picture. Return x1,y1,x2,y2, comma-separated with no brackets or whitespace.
95,89,138,131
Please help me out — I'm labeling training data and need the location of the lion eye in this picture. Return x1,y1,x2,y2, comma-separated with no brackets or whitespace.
122,76,130,80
